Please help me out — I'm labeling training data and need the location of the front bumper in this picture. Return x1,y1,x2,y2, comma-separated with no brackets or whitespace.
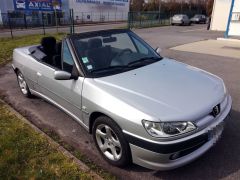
124,95,232,170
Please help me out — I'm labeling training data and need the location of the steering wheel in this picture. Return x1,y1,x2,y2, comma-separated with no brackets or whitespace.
111,48,133,66
115,48,133,58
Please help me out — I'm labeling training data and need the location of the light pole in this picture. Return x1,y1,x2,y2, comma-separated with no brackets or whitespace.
52,0,60,33
181,0,183,13
158,0,162,22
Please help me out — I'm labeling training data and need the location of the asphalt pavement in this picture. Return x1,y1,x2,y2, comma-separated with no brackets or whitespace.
0,24,240,180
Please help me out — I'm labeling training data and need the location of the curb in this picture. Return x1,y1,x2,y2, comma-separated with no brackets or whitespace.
0,99,103,180
217,38,240,43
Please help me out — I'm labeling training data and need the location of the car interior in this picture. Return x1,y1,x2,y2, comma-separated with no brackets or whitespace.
30,34,154,73
30,36,117,71
75,38,119,70
74,37,147,71
30,37,62,70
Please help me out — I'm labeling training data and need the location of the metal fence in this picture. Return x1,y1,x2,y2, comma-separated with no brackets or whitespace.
128,11,171,29
128,10,204,29
0,9,128,38
0,9,205,38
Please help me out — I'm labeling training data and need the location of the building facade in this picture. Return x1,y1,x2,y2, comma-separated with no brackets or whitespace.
68,0,130,22
211,0,240,37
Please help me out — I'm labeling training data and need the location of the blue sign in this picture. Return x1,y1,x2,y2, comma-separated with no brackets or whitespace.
13,0,62,11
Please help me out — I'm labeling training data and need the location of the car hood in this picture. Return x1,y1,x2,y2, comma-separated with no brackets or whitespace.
92,58,226,122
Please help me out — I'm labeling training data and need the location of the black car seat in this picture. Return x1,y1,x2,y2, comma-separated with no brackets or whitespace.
52,42,62,69
55,42,62,55
86,38,111,69
75,41,88,55
41,37,56,65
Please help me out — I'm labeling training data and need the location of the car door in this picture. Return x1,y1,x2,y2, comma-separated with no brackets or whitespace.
36,39,85,124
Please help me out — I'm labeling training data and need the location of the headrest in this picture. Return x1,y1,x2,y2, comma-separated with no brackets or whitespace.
76,41,88,51
55,42,62,54
88,38,102,49
41,37,56,52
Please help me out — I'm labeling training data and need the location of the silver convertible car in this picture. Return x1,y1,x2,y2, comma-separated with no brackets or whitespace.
12,29,232,170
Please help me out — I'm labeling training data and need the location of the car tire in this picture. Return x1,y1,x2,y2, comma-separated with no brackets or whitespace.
92,116,131,167
16,70,32,98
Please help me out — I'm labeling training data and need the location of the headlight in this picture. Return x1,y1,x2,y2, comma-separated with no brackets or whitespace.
142,120,197,138
222,82,227,95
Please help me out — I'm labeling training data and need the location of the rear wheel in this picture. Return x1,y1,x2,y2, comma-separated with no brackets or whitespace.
92,116,131,167
17,71,32,98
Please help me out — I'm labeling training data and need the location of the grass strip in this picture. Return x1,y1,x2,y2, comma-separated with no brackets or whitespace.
0,101,95,179
0,33,65,66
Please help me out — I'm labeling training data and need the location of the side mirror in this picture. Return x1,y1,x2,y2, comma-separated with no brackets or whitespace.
54,71,71,80
155,47,162,55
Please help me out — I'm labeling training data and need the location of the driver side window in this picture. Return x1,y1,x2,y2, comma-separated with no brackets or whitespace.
62,41,75,73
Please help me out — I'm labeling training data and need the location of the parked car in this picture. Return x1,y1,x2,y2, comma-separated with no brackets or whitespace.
12,29,232,170
171,14,191,26
191,14,207,24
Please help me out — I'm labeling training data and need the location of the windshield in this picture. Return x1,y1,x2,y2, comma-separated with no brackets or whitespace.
173,15,183,18
72,30,161,77
194,15,201,18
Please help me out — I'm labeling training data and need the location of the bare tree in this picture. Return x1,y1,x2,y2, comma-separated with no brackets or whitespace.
130,0,145,11
206,0,214,16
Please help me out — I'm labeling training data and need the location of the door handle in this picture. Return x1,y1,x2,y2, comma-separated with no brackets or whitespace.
37,72,42,77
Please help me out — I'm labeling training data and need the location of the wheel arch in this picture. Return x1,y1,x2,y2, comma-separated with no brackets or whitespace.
89,111,108,134
89,111,119,134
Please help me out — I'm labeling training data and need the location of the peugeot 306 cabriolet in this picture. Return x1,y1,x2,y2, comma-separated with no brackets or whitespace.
12,29,232,170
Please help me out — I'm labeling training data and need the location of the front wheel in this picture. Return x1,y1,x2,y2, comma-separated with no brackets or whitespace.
92,116,131,167
16,71,32,98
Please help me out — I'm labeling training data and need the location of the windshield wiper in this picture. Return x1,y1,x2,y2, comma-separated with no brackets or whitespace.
127,57,162,67
90,57,162,74
90,65,130,74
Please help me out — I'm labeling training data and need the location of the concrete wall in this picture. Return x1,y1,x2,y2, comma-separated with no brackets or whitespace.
228,0,240,36
211,0,232,31
67,0,130,21
0,10,2,25
0,0,14,13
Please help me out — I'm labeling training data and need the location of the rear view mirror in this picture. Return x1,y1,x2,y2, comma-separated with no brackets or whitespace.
155,47,162,55
103,37,117,43
54,71,71,80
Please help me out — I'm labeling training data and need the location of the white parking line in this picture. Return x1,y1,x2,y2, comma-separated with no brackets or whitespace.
180,28,207,33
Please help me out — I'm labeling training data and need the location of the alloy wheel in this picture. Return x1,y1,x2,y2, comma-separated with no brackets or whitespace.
95,124,122,161
17,73,28,95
